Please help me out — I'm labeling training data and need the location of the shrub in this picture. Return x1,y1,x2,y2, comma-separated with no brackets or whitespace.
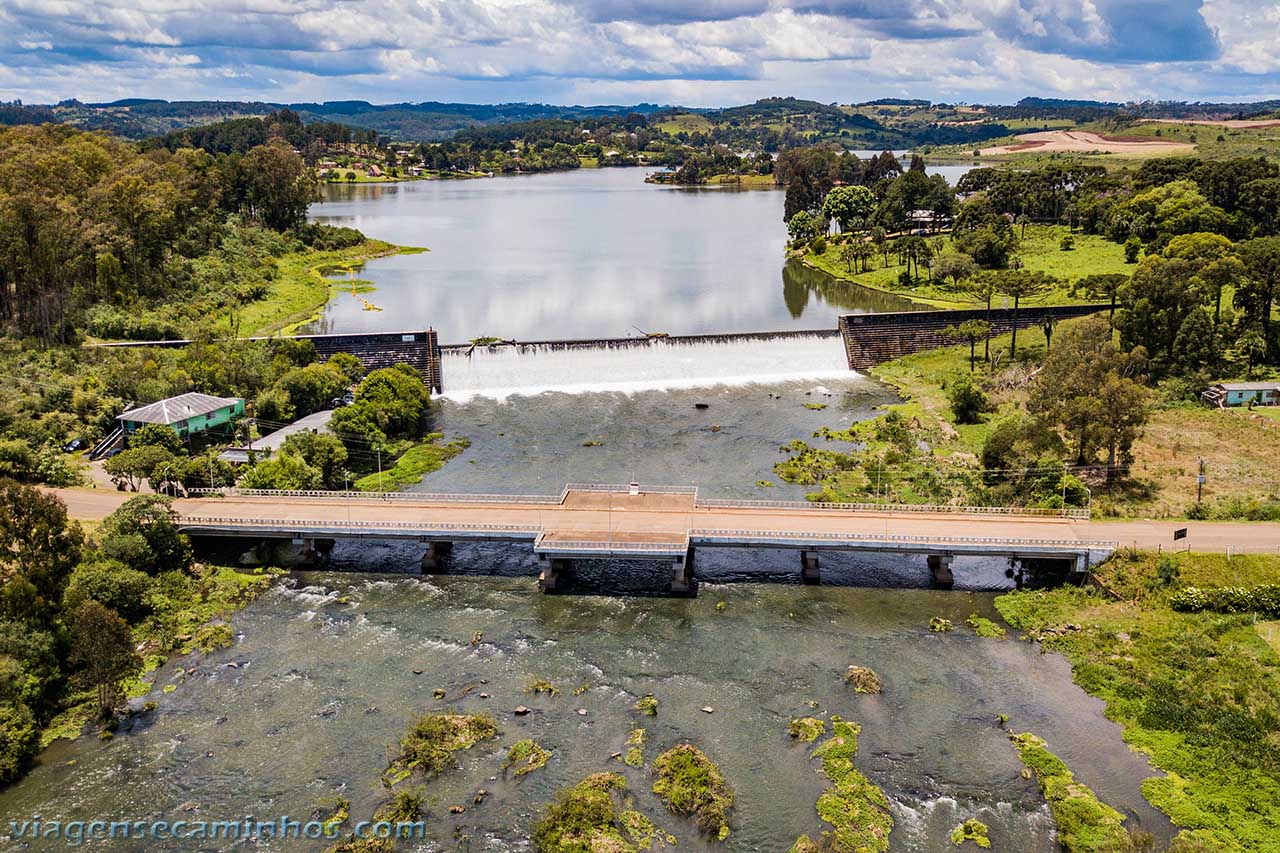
1124,236,1142,263
947,374,989,425
1060,235,1075,251
0,701,39,784
1170,584,1280,617
64,560,154,622
810,236,828,255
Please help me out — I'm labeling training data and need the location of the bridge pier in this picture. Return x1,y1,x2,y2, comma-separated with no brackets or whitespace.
800,550,821,584
927,554,955,589
420,541,454,574
671,547,696,595
538,557,572,592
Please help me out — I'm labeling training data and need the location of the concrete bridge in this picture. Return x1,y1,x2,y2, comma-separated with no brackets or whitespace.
108,484,1122,593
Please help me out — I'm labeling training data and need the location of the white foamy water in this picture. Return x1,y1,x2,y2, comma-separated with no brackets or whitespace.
438,332,856,401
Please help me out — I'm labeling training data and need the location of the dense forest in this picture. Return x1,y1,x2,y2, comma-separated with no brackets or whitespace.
0,123,331,344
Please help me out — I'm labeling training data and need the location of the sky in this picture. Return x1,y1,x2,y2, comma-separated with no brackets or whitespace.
0,0,1278,108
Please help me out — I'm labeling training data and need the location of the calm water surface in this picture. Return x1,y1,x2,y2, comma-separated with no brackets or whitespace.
307,167,951,341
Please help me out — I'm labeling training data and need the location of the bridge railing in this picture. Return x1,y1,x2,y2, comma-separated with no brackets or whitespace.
534,534,690,555
695,498,1090,520
179,516,542,535
564,483,699,496
187,488,564,505
690,527,1116,549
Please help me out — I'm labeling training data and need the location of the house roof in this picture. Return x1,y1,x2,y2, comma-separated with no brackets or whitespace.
1215,382,1280,392
118,392,242,426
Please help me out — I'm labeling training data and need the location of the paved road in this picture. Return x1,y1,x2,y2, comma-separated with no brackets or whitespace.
47,487,1280,555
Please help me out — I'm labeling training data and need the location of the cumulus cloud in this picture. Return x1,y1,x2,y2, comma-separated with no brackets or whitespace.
0,0,1271,106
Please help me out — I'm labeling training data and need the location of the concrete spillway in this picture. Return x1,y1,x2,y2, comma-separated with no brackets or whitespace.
437,330,852,401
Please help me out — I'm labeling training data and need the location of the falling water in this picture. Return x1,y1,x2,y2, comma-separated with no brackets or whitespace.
438,330,854,401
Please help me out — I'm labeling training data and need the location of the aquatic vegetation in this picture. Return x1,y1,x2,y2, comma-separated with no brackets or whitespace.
1007,731,1133,852
191,622,235,652
375,787,425,823
572,684,591,696
843,665,883,694
804,402,828,410
715,600,728,612
757,479,775,488
652,744,734,841
950,818,991,848
997,552,1280,850
527,679,560,697
792,716,894,853
965,614,1007,639
384,712,498,784
582,439,603,447
314,794,350,834
532,772,651,852
789,717,827,742
505,738,552,777
634,694,659,716
930,617,954,632
624,728,646,767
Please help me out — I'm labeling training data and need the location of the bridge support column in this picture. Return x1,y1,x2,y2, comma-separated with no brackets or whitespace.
420,541,454,574
671,547,696,595
292,537,334,567
800,550,820,585
927,554,955,589
538,557,571,592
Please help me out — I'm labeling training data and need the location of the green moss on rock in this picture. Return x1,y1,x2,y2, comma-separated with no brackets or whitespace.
505,738,552,777
528,679,559,697
930,617,954,632
792,716,894,853
532,772,644,852
634,694,659,716
950,817,991,848
789,717,827,742
1008,731,1134,852
652,744,734,841
966,614,1007,639
383,712,498,785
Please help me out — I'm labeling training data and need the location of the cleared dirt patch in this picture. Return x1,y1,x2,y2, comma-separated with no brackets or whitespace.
980,130,1195,156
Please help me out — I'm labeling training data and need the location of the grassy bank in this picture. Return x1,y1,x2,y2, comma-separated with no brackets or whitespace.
803,318,1280,519
352,434,471,492
225,240,427,337
41,563,280,747
802,224,1129,308
995,551,1280,850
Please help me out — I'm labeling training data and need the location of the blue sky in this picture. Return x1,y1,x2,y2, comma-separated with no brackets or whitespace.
0,0,1277,106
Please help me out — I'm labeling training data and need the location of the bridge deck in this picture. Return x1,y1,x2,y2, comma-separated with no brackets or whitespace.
48,487,1280,561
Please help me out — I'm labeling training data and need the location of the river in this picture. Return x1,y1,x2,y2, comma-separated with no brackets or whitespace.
0,162,1176,852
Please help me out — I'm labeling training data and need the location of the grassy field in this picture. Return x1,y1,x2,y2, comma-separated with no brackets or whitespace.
654,113,715,135
804,225,1131,308
995,551,1280,850
224,241,426,336
861,318,1280,519
1115,405,1280,518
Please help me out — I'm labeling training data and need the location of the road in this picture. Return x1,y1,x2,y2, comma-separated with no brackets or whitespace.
46,487,1280,556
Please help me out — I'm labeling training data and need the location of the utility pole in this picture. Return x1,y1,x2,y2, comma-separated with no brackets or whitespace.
377,447,383,492
1196,457,1206,504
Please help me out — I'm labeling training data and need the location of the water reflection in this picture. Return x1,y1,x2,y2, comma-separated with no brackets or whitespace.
307,168,959,341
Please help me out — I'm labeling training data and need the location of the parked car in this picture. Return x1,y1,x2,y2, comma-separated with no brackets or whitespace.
63,438,84,453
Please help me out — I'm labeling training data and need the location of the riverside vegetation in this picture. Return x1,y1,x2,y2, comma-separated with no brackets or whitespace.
995,550,1280,850
0,483,276,785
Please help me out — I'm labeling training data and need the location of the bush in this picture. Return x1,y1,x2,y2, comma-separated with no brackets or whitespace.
64,560,154,623
98,495,192,576
947,374,989,425
810,236,827,255
1170,584,1280,617
0,701,39,784
1059,235,1075,251
1124,236,1142,263
0,439,37,481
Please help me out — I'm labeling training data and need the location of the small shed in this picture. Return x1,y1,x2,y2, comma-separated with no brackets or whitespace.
1202,382,1280,408
118,393,245,437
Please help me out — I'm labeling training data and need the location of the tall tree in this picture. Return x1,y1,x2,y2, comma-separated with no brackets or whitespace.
0,480,82,622
992,270,1057,359
238,140,320,231
69,601,141,720
821,185,875,234
1236,237,1280,358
